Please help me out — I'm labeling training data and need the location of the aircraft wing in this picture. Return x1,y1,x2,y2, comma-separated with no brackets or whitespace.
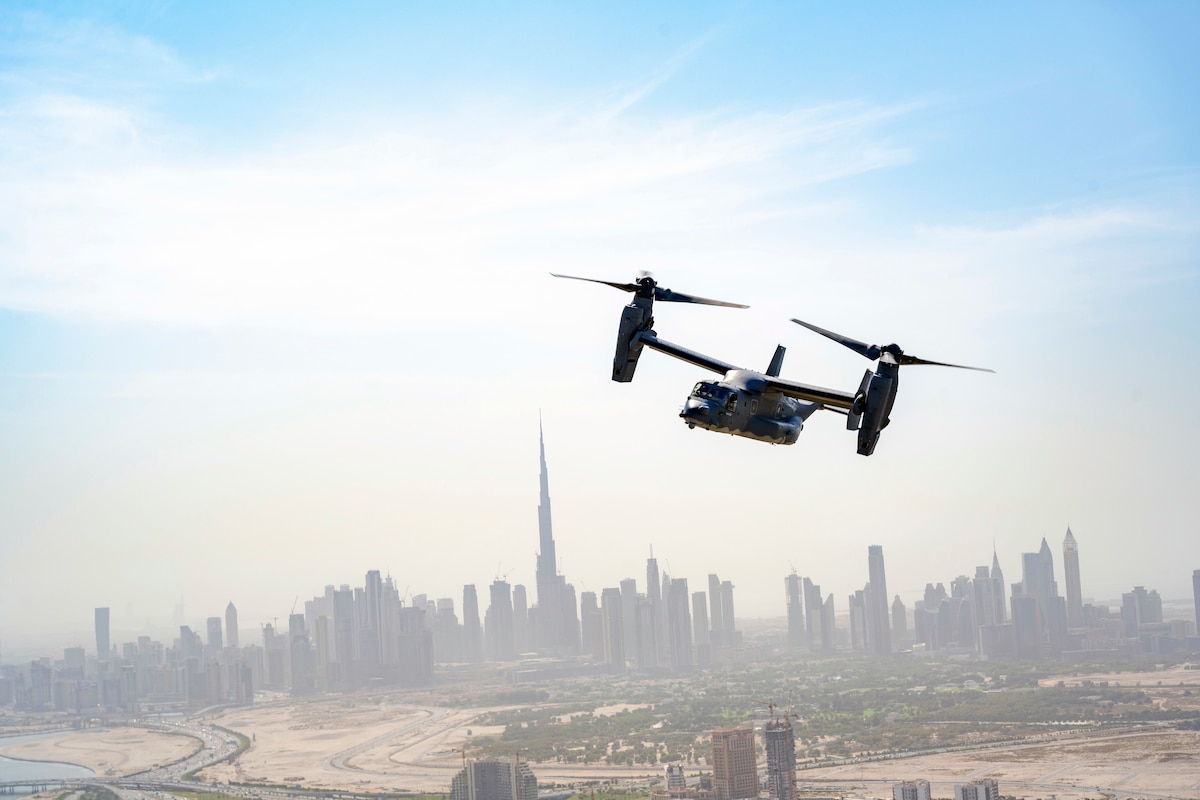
638,333,738,375
762,376,857,410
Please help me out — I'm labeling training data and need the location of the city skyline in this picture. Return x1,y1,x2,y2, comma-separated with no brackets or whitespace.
1,3,1198,643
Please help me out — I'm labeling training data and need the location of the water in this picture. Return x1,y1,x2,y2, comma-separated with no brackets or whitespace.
0,733,94,798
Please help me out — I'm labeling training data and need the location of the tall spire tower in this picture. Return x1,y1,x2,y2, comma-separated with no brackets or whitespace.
536,417,557,589
533,419,579,653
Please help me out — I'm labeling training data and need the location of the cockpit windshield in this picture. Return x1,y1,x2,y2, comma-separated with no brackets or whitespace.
691,382,730,402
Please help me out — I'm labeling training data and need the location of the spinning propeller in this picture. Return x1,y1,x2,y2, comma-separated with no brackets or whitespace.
552,272,748,308
790,318,994,372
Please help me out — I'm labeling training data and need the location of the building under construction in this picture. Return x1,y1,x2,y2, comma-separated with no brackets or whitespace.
764,715,798,800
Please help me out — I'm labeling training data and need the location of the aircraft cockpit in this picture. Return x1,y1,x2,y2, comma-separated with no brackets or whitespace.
691,382,738,412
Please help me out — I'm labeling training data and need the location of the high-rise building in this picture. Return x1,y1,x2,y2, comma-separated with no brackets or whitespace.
487,580,515,662
1063,527,1083,628
95,607,110,660
785,572,804,647
954,779,1000,800
711,726,757,800
667,579,693,672
708,574,725,645
803,578,823,651
600,587,625,670
620,578,639,657
720,580,737,644
691,591,710,647
1194,569,1200,636
893,780,931,800
635,595,657,671
206,616,224,657
225,602,240,650
764,716,798,800
463,584,483,663
512,585,529,654
534,422,579,654
289,612,314,695
580,591,602,658
821,594,836,651
647,550,667,666
990,550,1007,624
891,595,908,643
691,590,710,667
450,758,537,800
867,545,892,655
848,588,868,650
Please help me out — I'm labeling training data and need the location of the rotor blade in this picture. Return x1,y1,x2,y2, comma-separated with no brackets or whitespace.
898,355,995,373
550,273,637,293
655,287,748,308
790,318,881,360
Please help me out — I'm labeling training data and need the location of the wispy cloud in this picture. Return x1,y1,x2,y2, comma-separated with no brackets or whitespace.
0,91,918,331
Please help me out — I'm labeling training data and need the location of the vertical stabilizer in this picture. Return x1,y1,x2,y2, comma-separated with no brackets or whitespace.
766,345,786,377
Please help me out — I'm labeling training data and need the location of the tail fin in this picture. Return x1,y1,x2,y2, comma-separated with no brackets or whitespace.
766,345,786,377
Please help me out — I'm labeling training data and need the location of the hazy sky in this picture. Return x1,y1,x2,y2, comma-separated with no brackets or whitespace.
2,2,1198,653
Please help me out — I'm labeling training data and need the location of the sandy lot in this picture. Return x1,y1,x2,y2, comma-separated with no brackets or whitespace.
0,728,200,776
800,729,1200,800
200,695,667,791
1040,663,1200,689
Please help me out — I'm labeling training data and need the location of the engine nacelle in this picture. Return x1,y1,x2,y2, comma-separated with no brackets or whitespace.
857,369,897,456
613,303,652,382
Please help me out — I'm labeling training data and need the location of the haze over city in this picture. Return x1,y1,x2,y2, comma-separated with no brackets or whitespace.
1,2,1198,646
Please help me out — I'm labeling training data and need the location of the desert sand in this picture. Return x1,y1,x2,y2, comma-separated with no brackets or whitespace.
0,728,201,777
1040,663,1200,689
800,729,1200,800
200,696,664,791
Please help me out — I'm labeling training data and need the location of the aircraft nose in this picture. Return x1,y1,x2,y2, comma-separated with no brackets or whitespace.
680,398,717,425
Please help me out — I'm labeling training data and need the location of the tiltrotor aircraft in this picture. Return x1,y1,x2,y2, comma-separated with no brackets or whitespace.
553,272,993,456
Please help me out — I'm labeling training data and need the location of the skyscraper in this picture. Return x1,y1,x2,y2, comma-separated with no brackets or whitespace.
711,726,757,800
580,591,601,658
534,422,579,653
867,545,892,655
764,716,798,800
668,578,693,672
708,574,725,645
95,607,110,660
512,585,529,654
990,549,1007,624
487,579,515,662
225,602,240,650
1063,527,1083,628
620,578,639,657
891,595,908,643
1194,569,1200,636
207,616,224,656
600,587,625,670
785,572,804,647
647,550,666,665
463,584,483,663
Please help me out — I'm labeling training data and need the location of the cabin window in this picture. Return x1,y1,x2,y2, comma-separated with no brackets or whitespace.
750,399,759,414
725,393,738,413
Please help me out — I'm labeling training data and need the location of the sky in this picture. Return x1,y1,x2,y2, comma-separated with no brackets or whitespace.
1,2,1198,655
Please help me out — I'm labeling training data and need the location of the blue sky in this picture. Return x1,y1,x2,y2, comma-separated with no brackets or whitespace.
1,2,1197,648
